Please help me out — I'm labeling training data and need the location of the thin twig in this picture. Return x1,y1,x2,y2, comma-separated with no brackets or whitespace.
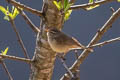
61,8,120,80
6,0,43,17
70,0,115,10
71,7,120,71
9,18,29,59
18,8,40,34
110,7,115,13
0,54,32,63
0,59,13,80
60,58,74,78
90,37,120,48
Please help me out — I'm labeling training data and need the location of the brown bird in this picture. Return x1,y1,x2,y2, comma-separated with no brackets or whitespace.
45,27,93,55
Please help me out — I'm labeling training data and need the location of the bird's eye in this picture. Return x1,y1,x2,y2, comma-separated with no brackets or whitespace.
51,31,57,34
50,29,59,34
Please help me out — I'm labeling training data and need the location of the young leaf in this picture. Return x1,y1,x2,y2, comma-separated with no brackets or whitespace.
12,7,19,19
53,0,73,21
53,1,61,10
86,5,99,10
117,0,120,2
11,6,15,13
1,47,9,55
89,0,93,3
0,5,20,21
0,6,9,16
64,10,72,21
64,3,72,12
85,0,100,10
58,1,63,9
4,16,10,21
64,0,68,9
0,6,10,21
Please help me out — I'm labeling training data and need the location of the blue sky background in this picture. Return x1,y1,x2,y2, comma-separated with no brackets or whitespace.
0,0,120,80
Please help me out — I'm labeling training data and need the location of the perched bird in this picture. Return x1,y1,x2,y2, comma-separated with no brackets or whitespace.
45,27,93,55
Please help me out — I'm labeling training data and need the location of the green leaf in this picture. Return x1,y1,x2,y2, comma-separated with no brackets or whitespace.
85,0,100,10
4,16,10,21
63,0,73,21
0,5,20,20
64,0,68,9
89,0,93,3
117,0,120,2
53,1,61,10
58,1,63,9
1,47,9,55
86,5,99,10
12,7,19,19
7,6,9,11
53,0,73,21
11,6,15,13
64,10,72,21
64,3,72,12
0,6,10,21
0,6,9,16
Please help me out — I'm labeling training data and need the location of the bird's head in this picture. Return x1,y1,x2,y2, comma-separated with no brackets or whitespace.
45,27,60,35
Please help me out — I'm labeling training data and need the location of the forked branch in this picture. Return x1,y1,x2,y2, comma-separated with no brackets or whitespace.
90,37,120,48
18,8,40,34
0,59,13,80
0,54,32,63
6,0,43,17
9,18,29,59
61,8,120,80
70,0,116,10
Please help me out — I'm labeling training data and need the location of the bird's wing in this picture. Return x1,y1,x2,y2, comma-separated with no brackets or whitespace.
71,37,85,48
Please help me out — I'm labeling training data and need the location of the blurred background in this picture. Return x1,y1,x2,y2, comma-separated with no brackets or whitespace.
0,0,120,80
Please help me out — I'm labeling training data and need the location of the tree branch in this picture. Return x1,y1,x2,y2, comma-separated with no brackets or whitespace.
6,0,43,17
18,8,40,34
61,8,120,80
0,60,13,80
0,54,32,63
9,18,30,59
60,58,74,78
70,0,116,10
90,37,120,48
29,0,65,79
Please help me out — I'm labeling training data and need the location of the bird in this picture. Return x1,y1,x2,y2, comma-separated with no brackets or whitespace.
45,27,93,55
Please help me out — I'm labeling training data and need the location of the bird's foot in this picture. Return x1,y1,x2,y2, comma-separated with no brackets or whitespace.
56,53,66,61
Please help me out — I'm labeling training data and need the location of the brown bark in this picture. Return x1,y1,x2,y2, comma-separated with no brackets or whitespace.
30,0,64,80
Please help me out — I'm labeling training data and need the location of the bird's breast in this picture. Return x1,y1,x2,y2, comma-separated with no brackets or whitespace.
48,37,69,53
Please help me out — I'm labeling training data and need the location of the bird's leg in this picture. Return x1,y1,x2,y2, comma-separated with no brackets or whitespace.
56,53,66,60
74,50,79,59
